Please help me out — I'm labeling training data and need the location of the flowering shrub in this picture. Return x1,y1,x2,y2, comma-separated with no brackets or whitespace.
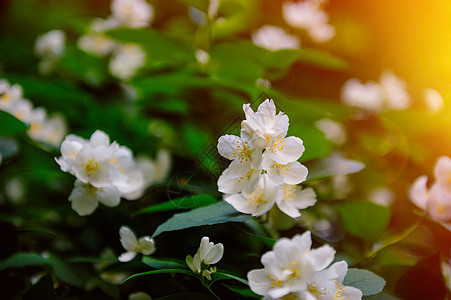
0,0,450,299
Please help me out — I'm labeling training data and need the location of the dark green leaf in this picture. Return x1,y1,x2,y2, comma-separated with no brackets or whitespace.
122,269,197,283
137,194,217,215
142,256,187,270
0,111,28,136
211,272,249,286
222,284,260,298
343,268,386,296
151,201,252,238
0,252,51,271
335,201,390,241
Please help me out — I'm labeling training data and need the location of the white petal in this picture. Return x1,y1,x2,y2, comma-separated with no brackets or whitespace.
256,99,276,117
138,236,156,255
269,136,305,164
89,130,110,147
198,237,211,259
327,261,348,283
186,255,196,273
434,156,451,188
427,183,451,222
68,183,99,216
217,135,241,160
277,200,301,218
118,251,137,262
247,269,272,296
203,243,224,265
292,231,312,254
283,161,308,185
97,185,121,207
119,226,138,251
224,193,256,215
409,175,429,210
307,244,336,272
292,187,317,209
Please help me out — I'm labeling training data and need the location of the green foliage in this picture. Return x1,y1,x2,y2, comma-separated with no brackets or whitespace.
0,111,28,136
343,268,386,296
152,201,252,238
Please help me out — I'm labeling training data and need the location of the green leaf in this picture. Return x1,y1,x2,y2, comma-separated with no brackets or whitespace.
0,252,51,271
334,201,391,241
0,110,28,136
241,231,275,248
151,201,252,238
211,272,249,286
222,284,260,298
122,269,196,283
298,48,349,70
142,256,187,270
266,49,302,70
306,155,365,182
343,268,386,296
137,194,217,215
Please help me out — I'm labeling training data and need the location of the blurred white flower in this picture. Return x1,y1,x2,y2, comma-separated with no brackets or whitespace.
0,80,23,109
247,231,337,298
424,88,444,114
6,177,25,204
368,187,394,207
129,292,152,300
379,70,410,110
283,0,335,42
69,180,121,216
35,30,65,59
195,49,210,65
111,0,154,28
78,18,119,57
277,185,316,218
341,78,384,112
224,174,283,216
314,118,346,145
186,236,223,280
153,149,172,183
27,108,67,147
109,44,146,81
119,226,156,262
252,25,300,51
409,156,451,227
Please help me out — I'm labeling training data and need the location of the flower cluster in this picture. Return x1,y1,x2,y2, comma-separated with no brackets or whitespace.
283,0,335,43
77,0,152,80
0,79,67,147
341,70,411,113
34,30,66,75
218,99,316,218
186,237,224,280
409,156,451,230
248,231,362,299
118,226,156,262
55,130,171,216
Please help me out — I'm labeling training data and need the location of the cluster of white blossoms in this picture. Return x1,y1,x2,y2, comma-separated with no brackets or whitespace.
252,25,300,52
77,0,152,80
283,0,335,43
409,156,451,230
186,237,224,280
218,99,316,218
0,79,67,147
55,130,171,216
341,70,411,113
34,30,66,75
118,226,156,262
248,231,362,299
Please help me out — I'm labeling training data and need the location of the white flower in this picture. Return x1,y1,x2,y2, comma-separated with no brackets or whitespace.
5,98,34,122
27,108,67,147
119,226,156,262
277,185,316,218
252,25,300,51
224,174,283,216
282,0,335,42
314,118,346,145
55,134,88,173
434,156,451,190
0,80,23,109
379,70,410,110
77,18,119,57
217,134,262,194
34,30,65,59
341,78,384,112
248,231,336,298
186,236,224,279
109,44,146,80
111,0,154,28
241,99,289,149
195,49,210,65
69,180,120,216
153,149,172,183
261,154,308,185
424,88,444,114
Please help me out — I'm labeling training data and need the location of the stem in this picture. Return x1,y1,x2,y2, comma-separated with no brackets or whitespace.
201,277,221,300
